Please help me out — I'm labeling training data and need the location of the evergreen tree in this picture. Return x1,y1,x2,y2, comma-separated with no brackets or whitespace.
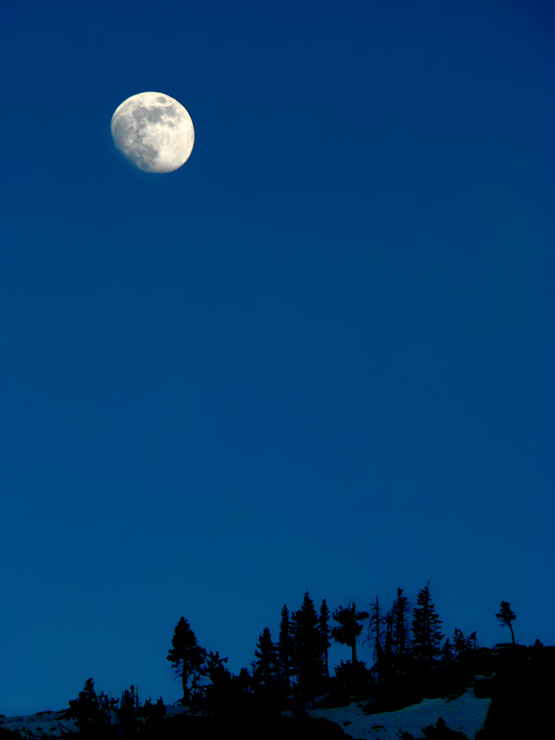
204,650,230,684
452,627,477,659
67,678,102,735
441,638,454,665
138,697,166,734
252,627,280,688
167,617,207,707
453,628,467,658
383,611,394,668
67,679,117,739
331,601,369,663
411,583,444,664
391,588,411,656
291,591,325,706
496,601,516,644
236,666,252,691
277,604,294,691
68,678,100,721
117,685,139,739
204,650,233,714
368,597,384,677
319,599,331,680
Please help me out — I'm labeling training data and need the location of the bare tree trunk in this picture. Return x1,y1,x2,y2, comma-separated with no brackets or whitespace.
181,665,190,706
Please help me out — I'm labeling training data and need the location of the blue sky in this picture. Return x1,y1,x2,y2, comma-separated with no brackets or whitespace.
1,0,554,717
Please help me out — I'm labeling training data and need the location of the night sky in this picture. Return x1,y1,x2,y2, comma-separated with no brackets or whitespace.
1,0,554,717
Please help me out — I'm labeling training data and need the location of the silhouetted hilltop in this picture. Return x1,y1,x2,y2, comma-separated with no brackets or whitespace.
475,644,555,739
2,586,553,739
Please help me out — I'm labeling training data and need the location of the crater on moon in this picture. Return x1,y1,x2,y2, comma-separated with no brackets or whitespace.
111,92,194,173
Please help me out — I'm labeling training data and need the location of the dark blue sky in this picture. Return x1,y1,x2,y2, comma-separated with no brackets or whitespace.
1,0,554,717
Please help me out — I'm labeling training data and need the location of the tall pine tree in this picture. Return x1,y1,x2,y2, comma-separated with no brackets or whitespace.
319,599,331,680
391,588,411,657
382,611,394,671
291,591,325,706
496,601,516,644
167,617,207,707
278,604,294,691
252,627,280,689
411,583,444,664
368,597,384,678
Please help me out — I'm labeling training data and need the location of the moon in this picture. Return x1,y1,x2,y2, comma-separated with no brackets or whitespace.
111,92,194,173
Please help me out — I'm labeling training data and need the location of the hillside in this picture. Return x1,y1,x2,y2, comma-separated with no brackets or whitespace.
2,645,553,740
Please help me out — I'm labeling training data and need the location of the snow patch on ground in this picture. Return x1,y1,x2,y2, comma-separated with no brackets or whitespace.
0,710,78,739
308,688,491,739
0,690,491,740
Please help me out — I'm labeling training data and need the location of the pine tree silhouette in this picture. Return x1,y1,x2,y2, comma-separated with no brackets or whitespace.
496,601,516,644
166,617,207,708
67,679,117,739
291,591,325,710
453,627,477,659
117,685,139,739
391,588,411,657
278,604,294,691
319,599,331,680
368,597,384,678
411,583,444,664
441,638,454,665
331,601,369,663
253,627,280,689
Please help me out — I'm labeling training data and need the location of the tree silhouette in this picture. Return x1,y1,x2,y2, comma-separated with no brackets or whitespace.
137,697,166,735
252,627,280,690
66,678,118,738
204,650,230,684
383,610,394,669
441,638,454,665
453,628,468,658
331,601,369,663
203,650,232,714
452,627,477,659
391,588,411,657
496,601,516,644
368,597,384,678
291,591,325,708
167,617,207,707
278,604,294,691
411,583,444,664
117,685,139,739
319,599,331,680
